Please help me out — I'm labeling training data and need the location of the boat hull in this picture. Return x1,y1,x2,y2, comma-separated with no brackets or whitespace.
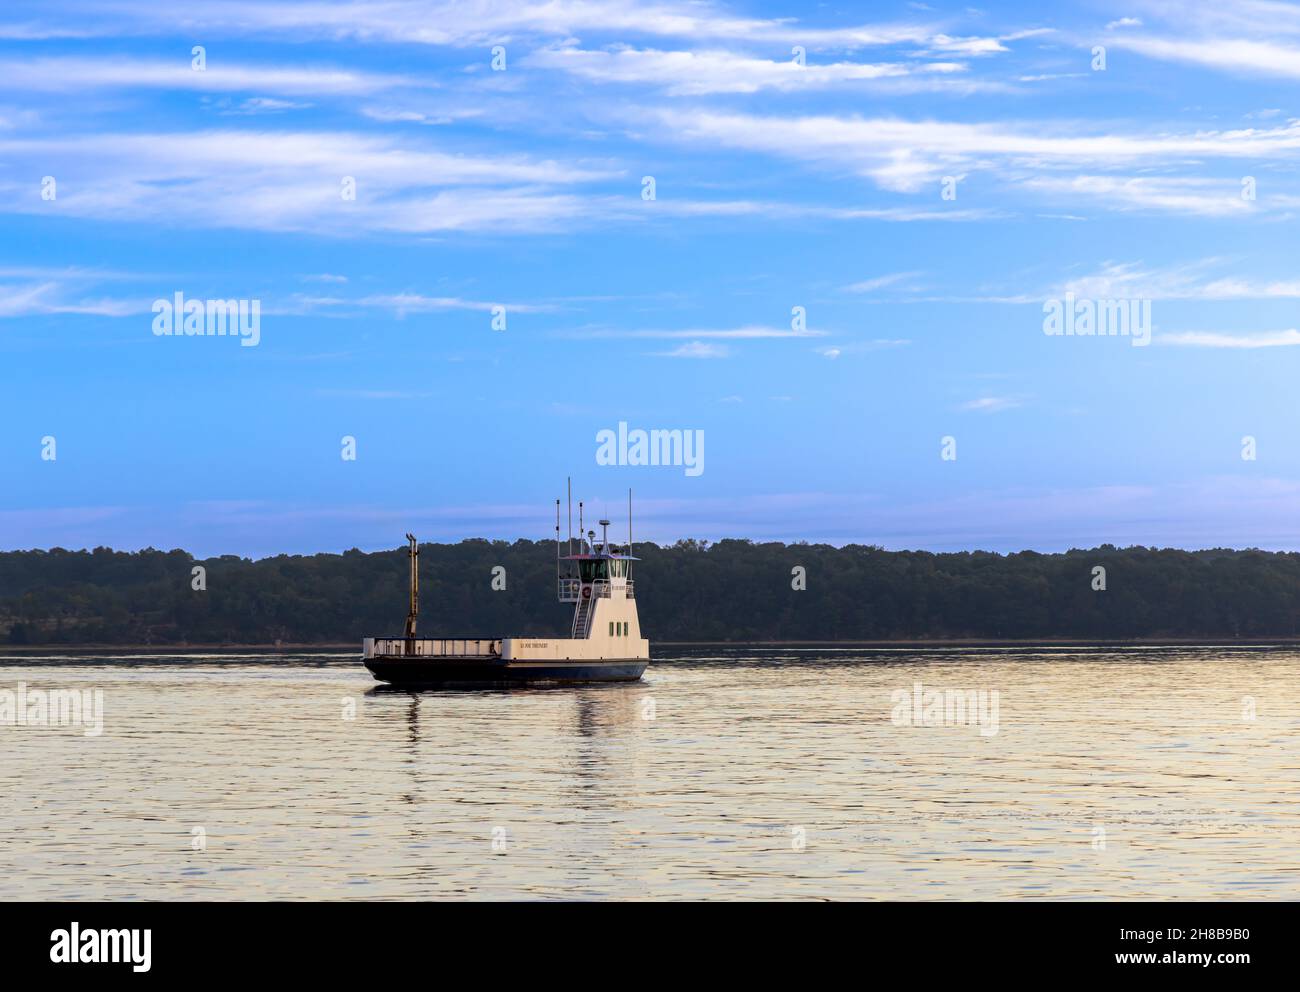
364,655,648,687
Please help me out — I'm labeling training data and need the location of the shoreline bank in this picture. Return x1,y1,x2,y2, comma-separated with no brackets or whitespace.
4,636,1300,654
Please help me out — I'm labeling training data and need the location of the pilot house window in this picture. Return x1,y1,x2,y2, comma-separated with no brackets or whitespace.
579,560,609,582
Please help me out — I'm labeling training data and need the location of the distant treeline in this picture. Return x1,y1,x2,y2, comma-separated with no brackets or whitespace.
1,540,1298,645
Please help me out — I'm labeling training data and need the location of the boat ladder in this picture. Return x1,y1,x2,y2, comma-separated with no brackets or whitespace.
571,592,595,638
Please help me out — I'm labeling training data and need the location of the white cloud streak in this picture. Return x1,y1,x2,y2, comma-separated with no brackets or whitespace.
652,341,730,358
524,45,984,95
844,271,923,293
960,395,1022,412
656,109,1300,193
0,0,996,51
560,325,827,339
0,281,141,318
0,129,620,234
0,57,416,95
1109,34,1300,80
1160,329,1300,348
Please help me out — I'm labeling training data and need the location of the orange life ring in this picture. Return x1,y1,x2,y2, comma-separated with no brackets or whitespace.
581,585,592,600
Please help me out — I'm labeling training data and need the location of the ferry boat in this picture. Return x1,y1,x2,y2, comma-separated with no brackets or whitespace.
363,488,649,687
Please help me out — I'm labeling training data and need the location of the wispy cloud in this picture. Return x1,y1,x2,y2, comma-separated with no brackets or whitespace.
651,199,998,222
0,129,621,234
276,292,555,317
1160,329,1300,348
1108,35,1300,81
0,57,416,95
315,388,435,399
1057,259,1300,302
215,97,312,115
360,105,484,126
525,45,985,95
960,395,1022,413
1,0,994,51
843,271,923,293
0,281,141,318
1020,175,1259,217
817,339,911,357
1100,1,1300,81
561,325,827,339
652,341,730,358
655,108,1300,195
914,259,1300,306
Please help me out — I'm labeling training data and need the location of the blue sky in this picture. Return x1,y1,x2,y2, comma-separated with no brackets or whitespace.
2,0,1300,556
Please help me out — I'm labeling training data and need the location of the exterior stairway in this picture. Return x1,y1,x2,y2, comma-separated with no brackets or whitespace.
571,591,595,638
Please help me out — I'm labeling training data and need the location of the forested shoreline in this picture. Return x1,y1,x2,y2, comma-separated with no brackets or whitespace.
2,540,1299,646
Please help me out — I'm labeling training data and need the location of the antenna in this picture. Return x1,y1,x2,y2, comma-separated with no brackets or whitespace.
567,477,572,557
579,500,584,552
628,488,632,559
555,497,561,580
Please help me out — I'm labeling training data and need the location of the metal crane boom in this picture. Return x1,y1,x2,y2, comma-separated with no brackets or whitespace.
404,533,419,642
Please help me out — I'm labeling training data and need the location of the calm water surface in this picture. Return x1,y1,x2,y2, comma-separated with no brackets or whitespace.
2,646,1297,900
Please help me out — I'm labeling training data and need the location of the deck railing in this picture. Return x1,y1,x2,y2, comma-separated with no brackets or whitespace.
365,637,500,658
557,579,635,601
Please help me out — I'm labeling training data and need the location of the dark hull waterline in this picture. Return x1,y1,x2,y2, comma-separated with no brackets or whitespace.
364,655,649,687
